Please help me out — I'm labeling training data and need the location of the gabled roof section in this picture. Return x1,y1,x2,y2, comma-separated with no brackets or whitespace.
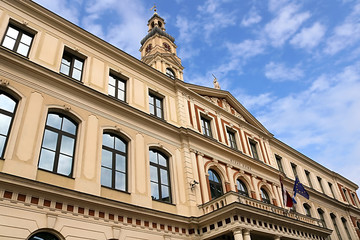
185,83,272,136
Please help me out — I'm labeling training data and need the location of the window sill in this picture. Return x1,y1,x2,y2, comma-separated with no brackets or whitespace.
101,185,130,194
37,168,75,179
152,198,175,206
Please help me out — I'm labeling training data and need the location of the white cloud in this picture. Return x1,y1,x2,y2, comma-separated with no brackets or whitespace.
265,4,310,47
325,2,360,55
226,39,266,59
33,0,80,25
265,62,304,81
241,7,262,27
290,22,326,49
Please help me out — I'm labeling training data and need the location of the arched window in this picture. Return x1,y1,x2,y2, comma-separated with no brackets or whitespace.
29,232,60,240
166,68,175,79
208,169,223,199
260,188,270,204
330,213,342,240
0,91,18,159
38,112,77,177
318,208,327,228
101,132,127,191
341,217,352,240
150,149,171,203
303,203,311,217
236,179,249,197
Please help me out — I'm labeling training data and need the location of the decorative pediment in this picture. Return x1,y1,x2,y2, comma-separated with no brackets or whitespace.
202,95,246,122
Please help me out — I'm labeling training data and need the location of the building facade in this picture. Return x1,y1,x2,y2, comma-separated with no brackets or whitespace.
0,1,359,240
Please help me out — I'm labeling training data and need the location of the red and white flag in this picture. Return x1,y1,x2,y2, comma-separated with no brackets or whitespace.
280,176,293,207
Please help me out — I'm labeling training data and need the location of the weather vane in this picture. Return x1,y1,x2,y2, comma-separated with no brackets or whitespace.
150,3,157,13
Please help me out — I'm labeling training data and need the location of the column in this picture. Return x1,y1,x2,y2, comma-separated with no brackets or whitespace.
243,229,251,240
232,228,243,240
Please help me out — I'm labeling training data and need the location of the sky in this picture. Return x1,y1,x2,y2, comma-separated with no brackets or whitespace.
33,0,360,194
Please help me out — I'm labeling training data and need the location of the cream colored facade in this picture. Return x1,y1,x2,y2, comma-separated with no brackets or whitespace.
0,1,359,240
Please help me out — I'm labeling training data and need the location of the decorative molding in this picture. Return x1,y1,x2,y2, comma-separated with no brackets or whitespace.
63,105,71,111
0,79,10,86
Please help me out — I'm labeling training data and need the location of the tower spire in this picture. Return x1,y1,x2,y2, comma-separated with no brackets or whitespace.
139,9,184,80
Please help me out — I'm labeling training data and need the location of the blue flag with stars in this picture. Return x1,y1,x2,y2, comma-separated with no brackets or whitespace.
293,177,309,200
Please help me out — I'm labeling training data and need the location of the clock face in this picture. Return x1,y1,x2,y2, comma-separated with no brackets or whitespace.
146,44,152,53
163,43,171,52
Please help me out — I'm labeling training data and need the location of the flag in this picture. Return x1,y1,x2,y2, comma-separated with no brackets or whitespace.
293,177,309,200
280,176,293,207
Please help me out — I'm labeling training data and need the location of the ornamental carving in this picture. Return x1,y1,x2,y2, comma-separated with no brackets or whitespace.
201,96,246,121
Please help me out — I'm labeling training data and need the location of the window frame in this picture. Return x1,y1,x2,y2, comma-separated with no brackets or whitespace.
249,139,259,160
226,128,238,150
101,132,128,192
275,155,284,173
29,232,60,240
0,91,18,159
38,112,78,177
305,170,313,188
318,208,327,228
1,22,35,57
330,213,343,240
260,187,271,204
291,163,298,179
59,48,85,81
149,91,164,119
317,176,325,193
149,149,172,203
208,169,223,200
108,72,127,102
341,217,352,240
328,182,335,198
201,115,213,138
236,179,249,197
166,68,175,79
303,203,311,217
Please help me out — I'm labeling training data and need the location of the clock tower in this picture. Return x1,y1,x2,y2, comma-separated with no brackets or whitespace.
140,9,184,80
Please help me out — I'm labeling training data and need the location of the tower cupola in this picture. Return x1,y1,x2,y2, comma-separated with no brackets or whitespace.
140,8,184,80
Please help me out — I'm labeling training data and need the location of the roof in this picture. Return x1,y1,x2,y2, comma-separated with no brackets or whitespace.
140,26,175,45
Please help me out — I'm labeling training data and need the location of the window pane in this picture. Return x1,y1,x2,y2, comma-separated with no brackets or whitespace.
149,103,155,115
2,37,16,50
156,107,162,118
16,43,30,56
150,165,158,182
60,63,70,75
102,134,114,148
46,114,62,129
161,185,170,201
101,149,112,168
0,94,16,112
38,148,55,171
160,169,168,185
117,89,125,101
62,117,76,134
115,137,126,152
101,167,112,187
0,114,11,135
155,98,161,107
151,182,159,200
109,75,115,86
60,135,75,156
0,135,6,156
158,154,167,167
57,154,72,175
6,27,19,39
20,33,32,45
118,81,125,90
74,59,83,69
115,172,126,191
108,85,115,96
115,154,126,172
149,150,157,163
42,129,58,150
72,69,82,81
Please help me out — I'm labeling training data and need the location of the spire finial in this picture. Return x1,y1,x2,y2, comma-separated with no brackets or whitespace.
212,74,221,89
150,4,157,14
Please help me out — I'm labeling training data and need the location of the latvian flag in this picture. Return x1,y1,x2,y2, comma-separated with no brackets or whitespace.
280,176,294,207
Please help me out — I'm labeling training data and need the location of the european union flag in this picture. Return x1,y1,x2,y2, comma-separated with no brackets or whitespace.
293,177,309,200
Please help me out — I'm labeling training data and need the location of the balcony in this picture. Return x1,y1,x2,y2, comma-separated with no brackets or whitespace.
198,191,325,228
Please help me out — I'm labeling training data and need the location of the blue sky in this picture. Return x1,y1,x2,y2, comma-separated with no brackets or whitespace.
33,0,360,193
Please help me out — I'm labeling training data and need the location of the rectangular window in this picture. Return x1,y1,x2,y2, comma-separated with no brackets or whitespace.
275,155,284,173
317,176,325,193
227,129,237,150
249,140,259,160
108,73,126,101
328,182,335,198
149,92,164,119
305,170,313,188
60,49,85,81
1,23,35,57
343,188,350,203
291,163,298,179
201,116,212,137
